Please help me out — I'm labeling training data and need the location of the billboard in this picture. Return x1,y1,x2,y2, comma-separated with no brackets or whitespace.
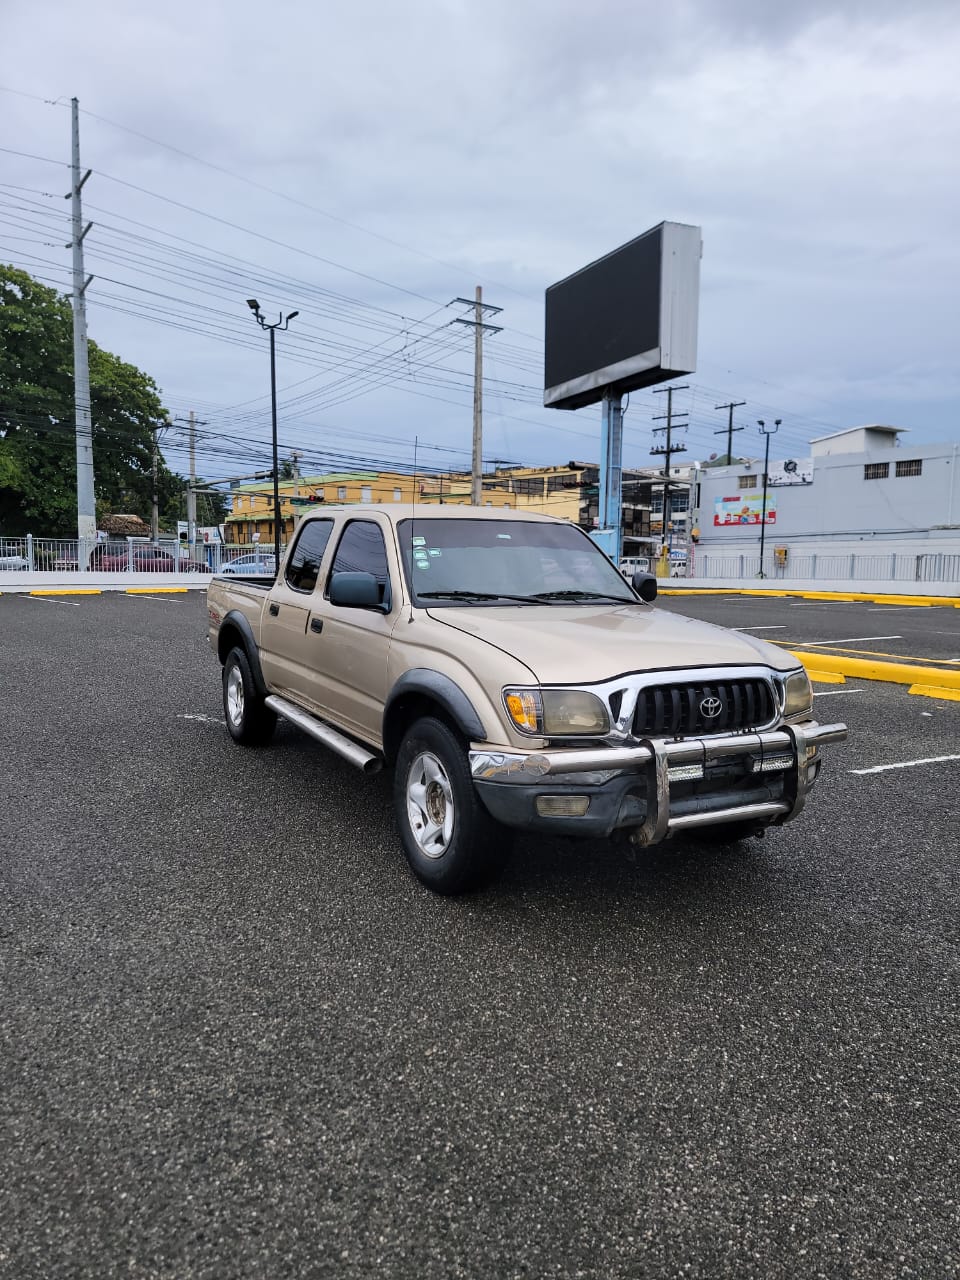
544,221,701,410
767,459,813,486
713,493,777,527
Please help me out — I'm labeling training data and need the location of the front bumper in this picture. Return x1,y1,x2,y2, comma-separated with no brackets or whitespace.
469,721,847,842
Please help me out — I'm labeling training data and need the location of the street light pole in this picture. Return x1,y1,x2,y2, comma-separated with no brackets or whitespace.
756,418,781,577
247,299,299,568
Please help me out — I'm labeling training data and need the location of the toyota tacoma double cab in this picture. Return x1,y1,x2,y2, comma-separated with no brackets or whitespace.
207,506,846,894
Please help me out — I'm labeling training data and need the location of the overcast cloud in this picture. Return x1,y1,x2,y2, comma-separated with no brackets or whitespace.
2,0,958,481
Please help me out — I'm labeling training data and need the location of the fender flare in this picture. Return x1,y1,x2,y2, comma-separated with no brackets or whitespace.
217,610,269,699
383,669,487,756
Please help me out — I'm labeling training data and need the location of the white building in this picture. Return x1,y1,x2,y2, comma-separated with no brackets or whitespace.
690,426,960,580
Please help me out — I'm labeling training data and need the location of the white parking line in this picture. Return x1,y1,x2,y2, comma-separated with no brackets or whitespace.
851,754,960,775
125,594,178,604
736,625,787,631
797,635,902,646
25,596,81,607
813,688,864,697
179,714,225,725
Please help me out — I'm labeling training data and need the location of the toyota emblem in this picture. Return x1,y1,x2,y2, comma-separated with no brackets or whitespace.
699,695,723,719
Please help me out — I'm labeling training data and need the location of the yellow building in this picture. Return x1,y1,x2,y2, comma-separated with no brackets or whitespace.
224,464,596,546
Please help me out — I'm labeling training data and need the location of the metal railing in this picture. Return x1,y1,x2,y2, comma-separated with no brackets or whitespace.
691,551,960,584
0,536,285,574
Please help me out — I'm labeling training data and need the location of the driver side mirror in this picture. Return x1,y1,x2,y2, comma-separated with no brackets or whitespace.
632,571,657,603
329,570,388,610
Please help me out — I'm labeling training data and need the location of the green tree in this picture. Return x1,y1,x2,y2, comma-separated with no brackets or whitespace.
0,265,179,536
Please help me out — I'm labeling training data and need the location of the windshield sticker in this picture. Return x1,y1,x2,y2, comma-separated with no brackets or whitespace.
428,548,442,557
496,533,512,540
412,536,426,546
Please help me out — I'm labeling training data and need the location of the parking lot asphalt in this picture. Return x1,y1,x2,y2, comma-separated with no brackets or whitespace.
659,591,960,671
1,592,958,1279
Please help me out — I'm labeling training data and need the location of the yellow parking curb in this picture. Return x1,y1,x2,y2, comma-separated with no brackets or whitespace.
792,649,960,691
809,670,847,684
29,588,102,596
909,684,960,702
125,587,189,594
661,587,959,606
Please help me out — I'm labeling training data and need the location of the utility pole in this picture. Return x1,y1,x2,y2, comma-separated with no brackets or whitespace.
453,289,502,504
151,428,160,541
67,97,96,541
651,385,689,572
756,418,781,577
187,410,197,559
714,400,746,464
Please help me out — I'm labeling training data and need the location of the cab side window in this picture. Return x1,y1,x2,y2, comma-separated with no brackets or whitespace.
329,521,392,607
285,520,333,593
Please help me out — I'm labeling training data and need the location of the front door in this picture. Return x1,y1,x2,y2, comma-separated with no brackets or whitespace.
308,518,399,745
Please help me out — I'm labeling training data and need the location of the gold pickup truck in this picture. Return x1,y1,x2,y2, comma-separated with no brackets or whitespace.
207,506,846,894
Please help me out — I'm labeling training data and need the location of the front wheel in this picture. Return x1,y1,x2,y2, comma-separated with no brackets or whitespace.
222,647,277,746
394,717,511,894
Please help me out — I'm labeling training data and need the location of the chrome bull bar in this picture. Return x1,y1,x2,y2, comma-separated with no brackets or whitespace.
470,721,848,843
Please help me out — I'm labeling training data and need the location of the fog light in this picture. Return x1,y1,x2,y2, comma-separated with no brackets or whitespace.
752,754,794,773
536,795,590,817
668,763,704,782
806,760,821,784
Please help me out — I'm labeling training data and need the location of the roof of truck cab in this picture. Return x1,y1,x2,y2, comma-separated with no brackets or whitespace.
302,504,565,523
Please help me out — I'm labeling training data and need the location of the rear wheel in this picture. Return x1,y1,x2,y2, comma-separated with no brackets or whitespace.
394,716,511,894
222,647,276,746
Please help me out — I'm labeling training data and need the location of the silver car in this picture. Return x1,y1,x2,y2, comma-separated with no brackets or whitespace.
0,552,29,570
218,553,277,576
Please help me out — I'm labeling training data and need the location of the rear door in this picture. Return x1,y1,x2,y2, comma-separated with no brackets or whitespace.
258,517,336,707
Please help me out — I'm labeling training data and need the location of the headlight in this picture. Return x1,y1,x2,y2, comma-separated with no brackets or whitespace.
782,668,813,719
503,687,609,737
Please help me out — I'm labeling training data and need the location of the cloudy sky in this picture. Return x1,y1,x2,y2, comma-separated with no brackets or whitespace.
2,0,958,484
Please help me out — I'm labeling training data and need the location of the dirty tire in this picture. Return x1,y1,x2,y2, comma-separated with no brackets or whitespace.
394,716,511,894
222,646,277,746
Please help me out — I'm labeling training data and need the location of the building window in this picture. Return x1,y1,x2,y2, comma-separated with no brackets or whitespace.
503,502,511,508
738,475,757,490
337,486,347,501
234,496,244,510
864,462,889,480
393,488,402,502
895,459,922,478
670,492,690,513
361,486,372,503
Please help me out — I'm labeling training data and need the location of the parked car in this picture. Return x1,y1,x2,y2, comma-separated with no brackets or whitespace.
218,553,277,576
0,551,29,570
90,545,210,572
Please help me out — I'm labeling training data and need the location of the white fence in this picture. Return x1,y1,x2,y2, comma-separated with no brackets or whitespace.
0,535,281,576
691,550,960,585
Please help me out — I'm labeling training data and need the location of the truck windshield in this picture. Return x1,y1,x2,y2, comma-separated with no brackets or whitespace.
397,518,637,606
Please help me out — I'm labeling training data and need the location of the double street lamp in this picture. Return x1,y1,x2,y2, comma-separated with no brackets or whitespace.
247,299,298,568
756,418,781,577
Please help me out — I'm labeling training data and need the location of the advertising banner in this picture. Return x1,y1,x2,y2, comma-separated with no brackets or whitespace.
713,493,776,526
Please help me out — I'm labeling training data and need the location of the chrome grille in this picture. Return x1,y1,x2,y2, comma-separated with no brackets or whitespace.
632,678,776,737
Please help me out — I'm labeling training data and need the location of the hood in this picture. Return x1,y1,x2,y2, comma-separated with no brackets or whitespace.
427,603,798,684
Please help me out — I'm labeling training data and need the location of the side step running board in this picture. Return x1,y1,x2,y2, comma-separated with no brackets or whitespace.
265,695,382,775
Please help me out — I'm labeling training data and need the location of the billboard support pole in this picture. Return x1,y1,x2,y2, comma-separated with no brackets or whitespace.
591,390,623,561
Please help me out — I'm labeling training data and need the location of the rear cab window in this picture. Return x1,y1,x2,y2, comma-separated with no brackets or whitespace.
285,519,334,593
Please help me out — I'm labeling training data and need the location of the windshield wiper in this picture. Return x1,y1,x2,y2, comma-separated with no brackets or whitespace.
419,589,540,603
533,589,636,604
